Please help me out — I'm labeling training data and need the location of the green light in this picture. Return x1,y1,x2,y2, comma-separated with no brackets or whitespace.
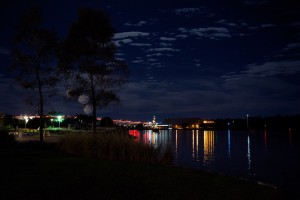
56,115,64,122
55,115,64,128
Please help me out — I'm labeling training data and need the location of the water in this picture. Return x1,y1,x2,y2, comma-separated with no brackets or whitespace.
129,129,300,196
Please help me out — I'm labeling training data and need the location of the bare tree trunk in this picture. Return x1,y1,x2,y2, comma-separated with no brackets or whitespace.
38,90,44,143
90,73,97,134
36,60,44,143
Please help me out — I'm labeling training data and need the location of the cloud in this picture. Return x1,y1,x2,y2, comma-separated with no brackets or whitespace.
124,21,147,27
260,24,274,28
173,7,214,17
217,19,237,27
244,0,269,6
107,78,242,120
147,53,163,57
159,43,173,47
222,60,300,81
0,47,9,56
148,48,180,52
178,27,231,40
176,34,188,39
129,43,152,47
222,75,300,116
132,59,144,63
283,43,300,51
114,31,150,39
160,37,176,41
114,38,133,47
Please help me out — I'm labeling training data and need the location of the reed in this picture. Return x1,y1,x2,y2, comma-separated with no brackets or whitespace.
57,128,173,164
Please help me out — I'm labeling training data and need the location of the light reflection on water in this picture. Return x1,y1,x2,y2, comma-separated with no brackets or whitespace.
129,129,300,195
247,134,251,176
203,130,215,165
227,130,231,159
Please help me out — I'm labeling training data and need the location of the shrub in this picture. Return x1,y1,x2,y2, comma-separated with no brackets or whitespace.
0,128,16,148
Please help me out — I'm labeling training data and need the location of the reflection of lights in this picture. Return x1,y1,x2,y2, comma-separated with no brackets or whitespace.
247,134,251,175
175,130,178,160
140,130,158,147
264,129,267,151
227,130,231,159
129,130,141,142
203,130,215,164
192,130,199,161
192,130,195,159
289,128,292,146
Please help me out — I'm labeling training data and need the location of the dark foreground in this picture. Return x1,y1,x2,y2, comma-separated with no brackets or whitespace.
0,143,285,200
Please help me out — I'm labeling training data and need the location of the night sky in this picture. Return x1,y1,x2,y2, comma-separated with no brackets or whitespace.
1,0,300,122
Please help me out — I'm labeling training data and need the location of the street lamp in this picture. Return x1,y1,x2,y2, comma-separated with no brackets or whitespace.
24,115,29,129
57,116,63,128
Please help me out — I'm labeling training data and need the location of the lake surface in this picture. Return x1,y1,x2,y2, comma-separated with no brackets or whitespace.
129,129,300,196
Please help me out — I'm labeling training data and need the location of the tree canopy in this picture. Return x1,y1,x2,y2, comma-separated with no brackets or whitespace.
10,6,59,142
59,7,129,133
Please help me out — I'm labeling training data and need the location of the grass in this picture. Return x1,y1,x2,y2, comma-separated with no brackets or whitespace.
0,143,285,200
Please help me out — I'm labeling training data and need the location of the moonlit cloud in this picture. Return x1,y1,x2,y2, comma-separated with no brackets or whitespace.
217,19,237,27
178,27,231,39
148,48,180,52
124,20,147,26
159,43,173,47
114,38,133,47
176,34,188,38
129,43,152,47
160,37,176,41
173,7,214,17
132,59,144,63
222,60,300,81
114,31,150,39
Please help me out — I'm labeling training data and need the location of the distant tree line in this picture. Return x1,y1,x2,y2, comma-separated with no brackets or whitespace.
214,114,300,131
2,114,114,130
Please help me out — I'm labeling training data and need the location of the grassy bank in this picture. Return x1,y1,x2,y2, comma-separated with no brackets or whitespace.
0,143,284,200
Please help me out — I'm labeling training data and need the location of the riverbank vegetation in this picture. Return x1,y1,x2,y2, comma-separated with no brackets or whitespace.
0,128,285,199
57,128,173,164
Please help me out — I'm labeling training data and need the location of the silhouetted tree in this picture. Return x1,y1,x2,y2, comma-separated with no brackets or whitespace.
181,122,189,129
136,123,144,130
10,6,59,142
59,7,129,134
100,117,114,127
3,115,18,129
